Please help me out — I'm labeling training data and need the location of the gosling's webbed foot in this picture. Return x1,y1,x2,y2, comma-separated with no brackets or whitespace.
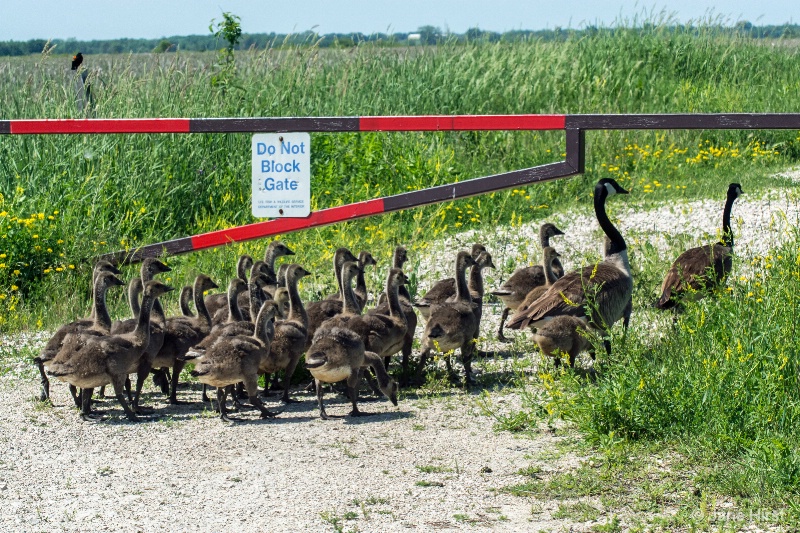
220,413,238,424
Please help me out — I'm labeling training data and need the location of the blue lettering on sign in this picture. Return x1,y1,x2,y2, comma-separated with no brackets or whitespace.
264,177,299,191
261,160,301,173
256,143,276,155
281,141,306,155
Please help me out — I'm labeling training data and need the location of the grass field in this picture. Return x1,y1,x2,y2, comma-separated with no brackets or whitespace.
3,23,800,527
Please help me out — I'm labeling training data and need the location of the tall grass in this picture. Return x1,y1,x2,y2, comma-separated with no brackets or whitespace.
531,240,800,499
0,24,799,330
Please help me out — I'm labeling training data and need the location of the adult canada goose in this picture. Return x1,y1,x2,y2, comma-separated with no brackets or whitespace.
506,247,561,328
413,243,487,321
190,300,281,423
532,315,594,370
414,251,479,386
205,254,253,317
305,247,358,348
306,328,398,419
35,269,124,403
371,246,417,373
655,183,743,311
261,263,310,403
48,280,174,422
492,223,565,341
152,274,219,404
506,178,633,355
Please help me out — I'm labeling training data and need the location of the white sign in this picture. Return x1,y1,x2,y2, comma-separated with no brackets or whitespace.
251,132,311,217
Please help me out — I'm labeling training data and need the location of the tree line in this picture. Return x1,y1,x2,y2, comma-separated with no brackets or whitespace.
2,22,799,57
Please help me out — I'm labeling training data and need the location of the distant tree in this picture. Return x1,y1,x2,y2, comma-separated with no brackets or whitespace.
209,11,243,90
153,39,174,53
210,11,242,62
466,27,484,41
417,25,441,45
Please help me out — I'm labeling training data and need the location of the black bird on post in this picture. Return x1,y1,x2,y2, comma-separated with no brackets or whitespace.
71,52,83,70
69,52,93,113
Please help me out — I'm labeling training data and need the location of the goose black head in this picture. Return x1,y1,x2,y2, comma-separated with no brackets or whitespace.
597,178,629,197
727,183,743,199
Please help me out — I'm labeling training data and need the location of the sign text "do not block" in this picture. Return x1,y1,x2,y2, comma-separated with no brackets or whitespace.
251,132,311,218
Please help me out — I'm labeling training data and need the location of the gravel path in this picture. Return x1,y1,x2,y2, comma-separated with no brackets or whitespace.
1,359,580,532
2,182,799,532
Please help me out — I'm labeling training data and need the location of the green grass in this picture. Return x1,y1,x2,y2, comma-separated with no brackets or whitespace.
2,24,800,330
4,21,800,525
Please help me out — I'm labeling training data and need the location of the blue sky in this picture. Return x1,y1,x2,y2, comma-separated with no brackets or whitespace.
1,1,797,41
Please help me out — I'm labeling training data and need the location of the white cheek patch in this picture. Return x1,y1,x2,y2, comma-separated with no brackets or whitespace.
604,182,617,196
